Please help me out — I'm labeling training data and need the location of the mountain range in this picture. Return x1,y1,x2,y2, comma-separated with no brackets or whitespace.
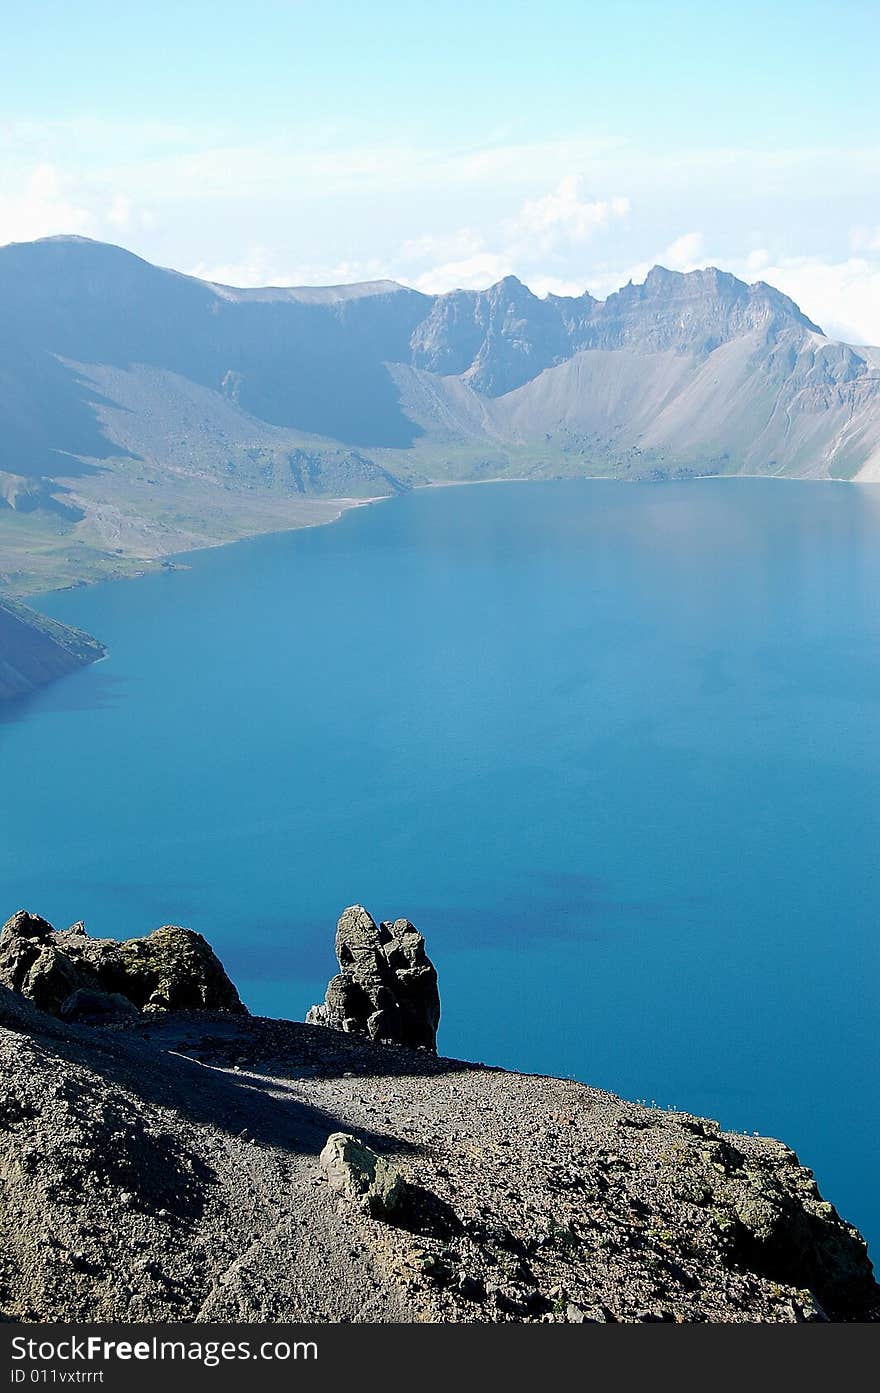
2,234,880,696
3,235,880,500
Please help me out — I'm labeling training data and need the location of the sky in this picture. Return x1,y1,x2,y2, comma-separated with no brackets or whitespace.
2,0,880,341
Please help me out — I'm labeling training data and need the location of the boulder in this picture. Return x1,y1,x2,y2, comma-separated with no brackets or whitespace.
306,905,440,1050
319,1132,405,1218
110,925,246,1014
0,911,246,1020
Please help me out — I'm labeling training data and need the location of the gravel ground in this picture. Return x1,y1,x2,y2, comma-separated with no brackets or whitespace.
1,989,876,1324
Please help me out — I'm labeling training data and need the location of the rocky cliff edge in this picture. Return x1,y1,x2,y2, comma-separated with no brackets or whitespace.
0,907,876,1324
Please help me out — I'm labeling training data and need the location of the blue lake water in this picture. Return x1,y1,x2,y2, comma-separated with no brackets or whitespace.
2,478,879,1256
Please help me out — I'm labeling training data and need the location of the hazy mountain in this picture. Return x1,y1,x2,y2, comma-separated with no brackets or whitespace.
2,236,878,502
2,234,880,616
0,595,105,702
399,265,880,480
0,236,430,477
408,264,823,396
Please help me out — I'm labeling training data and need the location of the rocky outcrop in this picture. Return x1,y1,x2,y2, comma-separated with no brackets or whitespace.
306,905,440,1050
0,910,246,1019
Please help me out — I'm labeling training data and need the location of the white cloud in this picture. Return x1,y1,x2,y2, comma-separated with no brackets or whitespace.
399,228,485,264
734,254,880,345
527,275,593,299
189,248,393,288
412,252,516,295
106,194,134,229
0,163,94,244
510,177,630,252
745,247,771,273
0,163,155,250
189,249,280,286
400,177,630,295
585,231,710,299
189,183,622,294
851,225,880,254
2,118,877,202
662,231,704,271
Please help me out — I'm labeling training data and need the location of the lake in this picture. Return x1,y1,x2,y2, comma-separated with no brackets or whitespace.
2,478,879,1256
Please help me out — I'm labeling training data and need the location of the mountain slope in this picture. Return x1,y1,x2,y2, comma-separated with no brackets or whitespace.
0,236,430,474
394,326,880,479
0,595,105,702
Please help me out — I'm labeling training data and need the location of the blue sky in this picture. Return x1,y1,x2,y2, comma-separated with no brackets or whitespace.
2,0,879,339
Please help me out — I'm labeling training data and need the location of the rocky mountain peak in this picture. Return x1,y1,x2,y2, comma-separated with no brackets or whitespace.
411,275,573,395
407,260,828,398
588,263,820,355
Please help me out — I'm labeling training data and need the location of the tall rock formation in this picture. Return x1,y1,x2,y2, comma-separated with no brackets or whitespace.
307,905,440,1051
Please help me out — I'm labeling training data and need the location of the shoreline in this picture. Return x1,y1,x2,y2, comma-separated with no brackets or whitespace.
26,489,389,605
20,467,880,609
422,470,880,489
1,492,390,708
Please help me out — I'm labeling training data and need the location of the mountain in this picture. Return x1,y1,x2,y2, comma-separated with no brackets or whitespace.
0,595,105,702
1,235,880,603
3,236,879,481
0,235,429,475
398,264,880,481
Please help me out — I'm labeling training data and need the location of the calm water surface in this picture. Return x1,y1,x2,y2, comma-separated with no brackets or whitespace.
3,479,879,1253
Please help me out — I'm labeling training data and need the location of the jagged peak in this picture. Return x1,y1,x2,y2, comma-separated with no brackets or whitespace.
641,264,744,293
431,273,535,303
594,263,822,335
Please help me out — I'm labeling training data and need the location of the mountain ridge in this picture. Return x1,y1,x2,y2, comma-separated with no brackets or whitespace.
1,235,874,479
10,234,821,329
1,235,880,624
